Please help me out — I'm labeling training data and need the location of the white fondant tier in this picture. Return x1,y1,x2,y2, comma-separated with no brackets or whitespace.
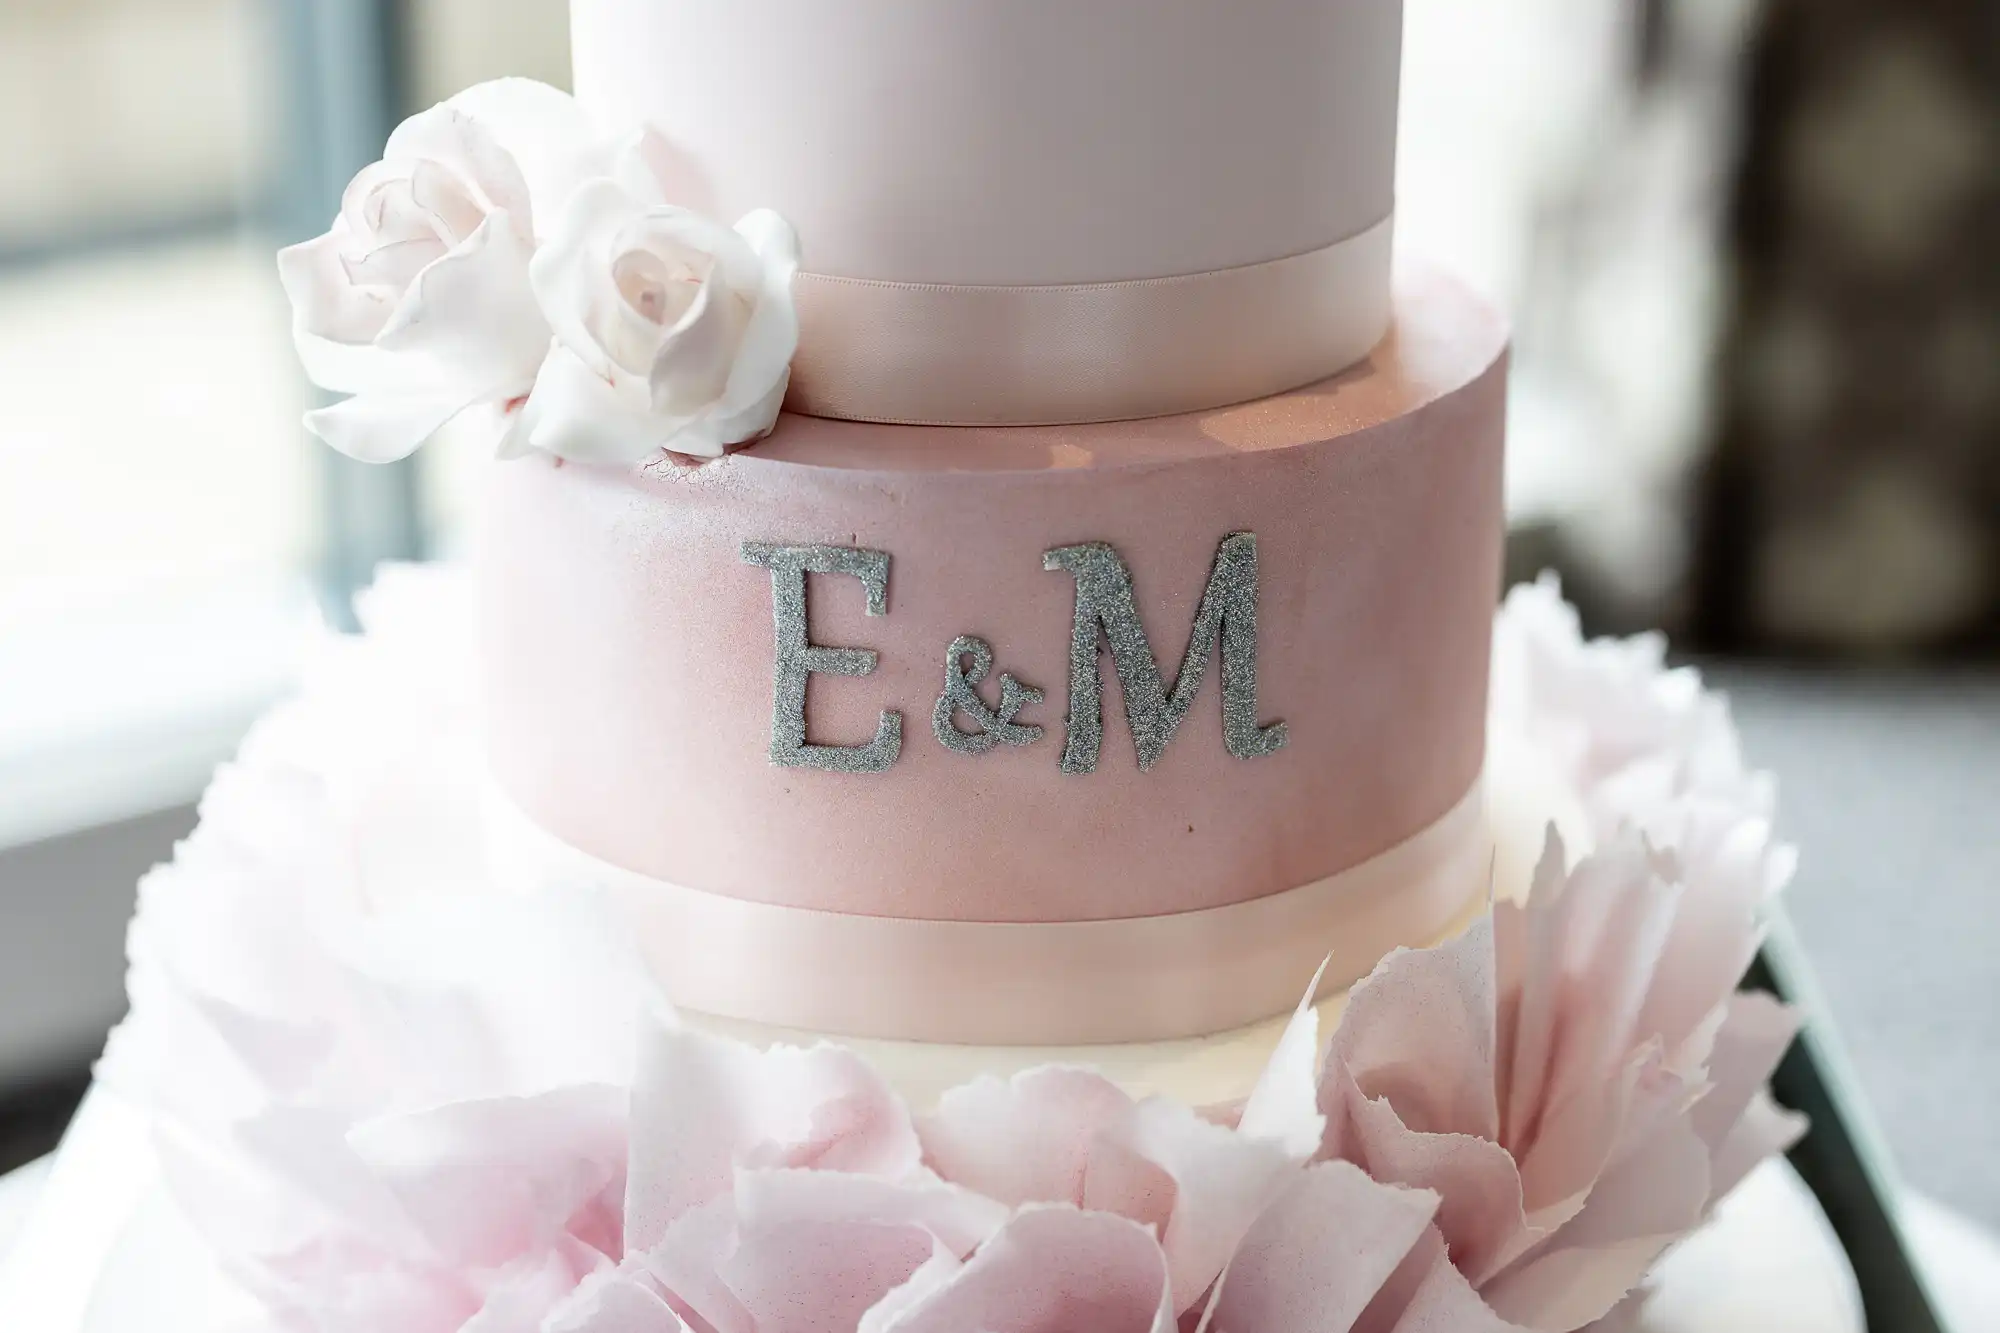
570,0,1403,423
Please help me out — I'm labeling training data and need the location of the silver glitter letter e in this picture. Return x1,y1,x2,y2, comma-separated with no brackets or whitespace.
1043,534,1288,773
741,542,903,772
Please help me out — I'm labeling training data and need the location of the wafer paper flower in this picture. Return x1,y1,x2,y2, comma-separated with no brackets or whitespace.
517,154,802,462
1304,830,1806,1332
1488,575,1795,905
278,80,600,462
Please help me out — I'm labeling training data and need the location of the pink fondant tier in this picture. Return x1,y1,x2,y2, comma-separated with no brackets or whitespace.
481,269,1507,1041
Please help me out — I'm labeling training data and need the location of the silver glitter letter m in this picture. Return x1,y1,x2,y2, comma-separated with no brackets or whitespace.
742,542,903,773
1043,534,1288,774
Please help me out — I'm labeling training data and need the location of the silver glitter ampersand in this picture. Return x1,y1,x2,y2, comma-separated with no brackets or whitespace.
740,542,903,773
1043,533,1288,774
931,635,1046,755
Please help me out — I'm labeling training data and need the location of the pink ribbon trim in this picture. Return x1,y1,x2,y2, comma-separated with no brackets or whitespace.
602,779,1487,1046
785,216,1395,427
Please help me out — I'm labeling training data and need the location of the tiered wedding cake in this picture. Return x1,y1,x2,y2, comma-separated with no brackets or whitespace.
485,0,1502,1070
0,4,1836,1331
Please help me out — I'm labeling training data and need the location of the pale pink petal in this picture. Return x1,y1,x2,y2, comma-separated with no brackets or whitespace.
863,1206,1175,1333
541,1267,691,1333
625,1020,921,1251
1632,815,1773,1057
734,1167,1009,1259
919,1067,1136,1208
1121,1097,1307,1311
713,1216,938,1333
855,1251,963,1333
1705,1092,1807,1204
1328,917,1499,1141
462,1250,615,1333
631,1200,746,1333
1496,834,1568,1147
1368,1231,1530,1333
1237,957,1331,1160
1321,1063,1534,1286
1528,838,1680,1131
1480,1114,1711,1330
346,1086,627,1269
1208,1162,1438,1333
649,1169,1009,1333
1689,992,1800,1170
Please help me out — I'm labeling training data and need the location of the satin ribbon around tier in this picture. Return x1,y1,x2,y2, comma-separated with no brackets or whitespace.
785,216,1395,427
551,780,1488,1047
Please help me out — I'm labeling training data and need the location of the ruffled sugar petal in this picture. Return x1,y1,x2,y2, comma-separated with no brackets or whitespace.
441,78,607,234
405,156,490,243
860,1207,1177,1333
344,234,452,294
278,225,398,347
519,343,701,463
383,97,535,228
681,369,789,456
374,213,549,391
623,1017,922,1253
1206,1162,1439,1333
305,390,475,463
717,207,803,419
532,177,651,380
648,276,750,418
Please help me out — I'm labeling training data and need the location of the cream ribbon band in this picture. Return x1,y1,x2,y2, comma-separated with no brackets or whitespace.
785,215,1396,428
554,780,1489,1047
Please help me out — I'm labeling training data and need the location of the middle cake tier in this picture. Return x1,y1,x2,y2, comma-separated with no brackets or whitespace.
481,270,1506,1045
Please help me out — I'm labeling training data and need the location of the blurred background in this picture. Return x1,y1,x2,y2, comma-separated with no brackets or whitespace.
0,0,1995,1260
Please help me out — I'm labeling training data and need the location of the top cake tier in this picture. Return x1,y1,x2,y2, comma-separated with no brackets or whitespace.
570,0,1404,427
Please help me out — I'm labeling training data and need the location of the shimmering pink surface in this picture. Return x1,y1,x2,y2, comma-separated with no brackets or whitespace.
481,270,1507,923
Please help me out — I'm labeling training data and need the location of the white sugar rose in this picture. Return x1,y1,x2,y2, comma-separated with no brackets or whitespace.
277,79,597,462
518,174,802,462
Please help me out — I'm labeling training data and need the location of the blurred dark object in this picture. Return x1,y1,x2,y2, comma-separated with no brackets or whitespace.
1695,0,2000,657
0,1072,88,1179
1750,909,1954,1332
